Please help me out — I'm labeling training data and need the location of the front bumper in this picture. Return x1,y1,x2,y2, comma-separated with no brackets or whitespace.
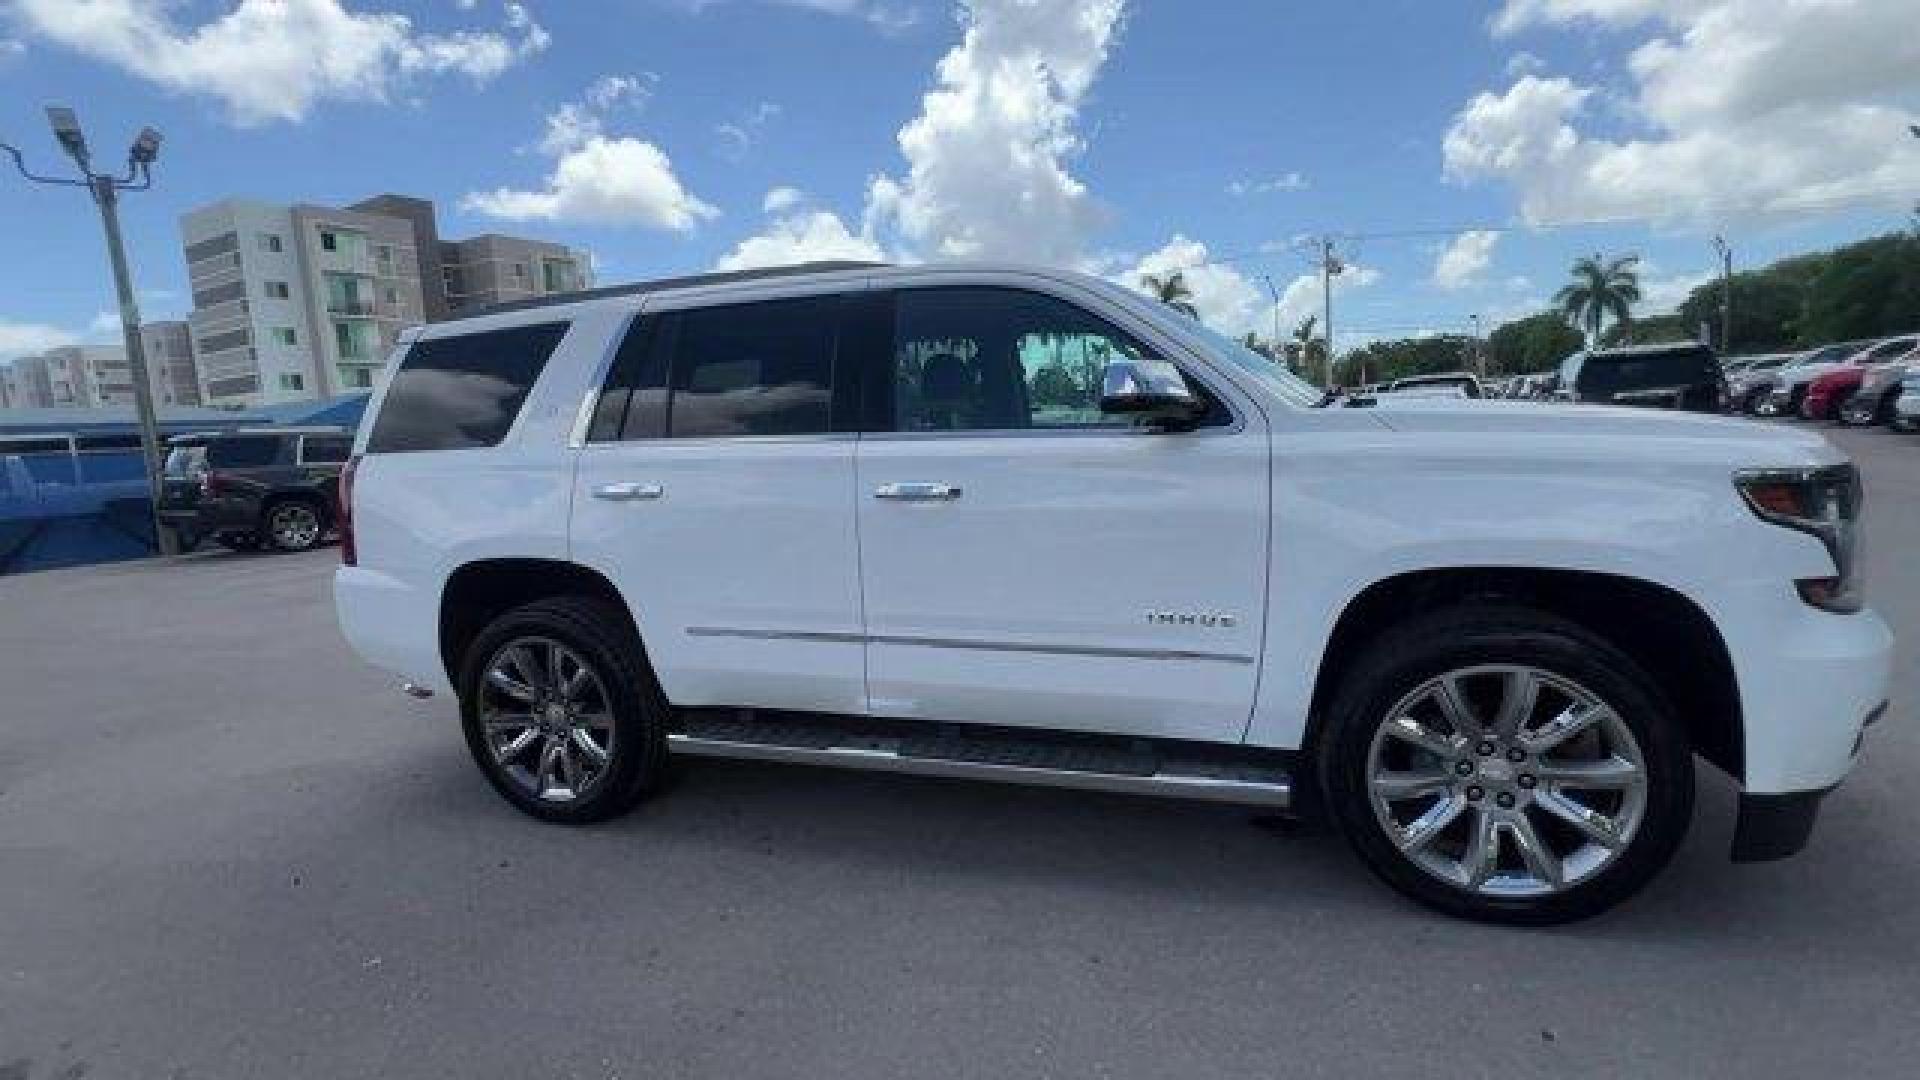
1732,700,1886,861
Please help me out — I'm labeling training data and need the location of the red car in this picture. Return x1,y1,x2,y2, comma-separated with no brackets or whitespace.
1803,365,1865,422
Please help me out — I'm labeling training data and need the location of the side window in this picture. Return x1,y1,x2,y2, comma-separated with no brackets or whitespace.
884,287,1200,433
365,321,568,454
206,436,280,469
300,436,351,464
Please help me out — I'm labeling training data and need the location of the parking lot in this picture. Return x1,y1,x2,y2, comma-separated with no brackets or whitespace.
0,425,1912,1079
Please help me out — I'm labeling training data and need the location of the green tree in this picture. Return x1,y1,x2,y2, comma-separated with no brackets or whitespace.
1239,331,1278,361
1139,270,1199,318
1486,311,1585,376
1555,254,1642,346
1600,313,1692,349
1286,315,1326,378
1675,272,1802,353
1794,232,1920,345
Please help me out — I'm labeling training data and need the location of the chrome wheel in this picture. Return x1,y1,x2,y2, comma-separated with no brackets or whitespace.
479,636,615,803
1366,664,1648,899
268,503,322,550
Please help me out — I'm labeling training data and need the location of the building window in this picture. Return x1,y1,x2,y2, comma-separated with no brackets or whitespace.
375,245,394,275
340,367,374,389
260,233,283,253
320,230,338,252
272,327,299,347
383,286,399,306
264,280,291,299
279,372,305,392
513,262,529,281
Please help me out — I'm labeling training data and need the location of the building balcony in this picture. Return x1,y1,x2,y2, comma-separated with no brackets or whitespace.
327,300,376,317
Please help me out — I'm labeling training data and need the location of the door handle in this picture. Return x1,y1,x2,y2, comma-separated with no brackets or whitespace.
592,482,664,502
874,482,962,502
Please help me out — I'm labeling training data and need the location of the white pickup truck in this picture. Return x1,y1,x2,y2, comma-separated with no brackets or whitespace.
335,262,1892,923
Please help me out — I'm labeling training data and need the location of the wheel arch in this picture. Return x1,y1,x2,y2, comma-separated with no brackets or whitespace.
439,558,641,688
1304,566,1743,782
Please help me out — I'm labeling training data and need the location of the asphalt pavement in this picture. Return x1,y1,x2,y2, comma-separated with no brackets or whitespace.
1,424,1915,1079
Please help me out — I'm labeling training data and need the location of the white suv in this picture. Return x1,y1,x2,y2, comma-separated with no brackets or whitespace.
335,262,1893,923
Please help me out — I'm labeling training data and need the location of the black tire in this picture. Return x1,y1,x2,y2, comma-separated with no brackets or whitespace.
261,497,326,552
215,531,260,551
1317,603,1694,925
457,595,667,824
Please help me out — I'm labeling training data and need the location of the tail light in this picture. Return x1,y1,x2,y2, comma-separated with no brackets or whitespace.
339,454,360,566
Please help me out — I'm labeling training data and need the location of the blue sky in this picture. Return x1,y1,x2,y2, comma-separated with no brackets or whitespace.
2,0,1916,360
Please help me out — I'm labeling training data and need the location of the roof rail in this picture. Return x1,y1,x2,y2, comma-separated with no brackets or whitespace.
468,260,889,319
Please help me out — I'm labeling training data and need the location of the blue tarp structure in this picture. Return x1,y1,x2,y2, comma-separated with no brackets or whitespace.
0,393,369,575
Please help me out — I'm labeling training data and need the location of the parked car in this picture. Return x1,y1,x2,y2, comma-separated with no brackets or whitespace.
1723,353,1795,413
161,427,353,552
335,261,1891,925
1389,371,1484,398
1555,341,1724,411
1838,336,1920,426
1894,372,1920,432
1755,341,1874,417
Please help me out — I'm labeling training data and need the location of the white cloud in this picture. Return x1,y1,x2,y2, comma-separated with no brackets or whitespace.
1504,50,1546,76
762,186,808,213
1447,0,1920,224
0,37,25,62
718,0,1124,270
716,101,783,161
464,137,719,230
1226,172,1309,196
864,0,1125,264
1637,264,1712,314
0,319,76,361
1432,230,1500,290
681,0,920,32
536,74,657,155
1120,235,1381,343
12,0,549,126
715,210,886,271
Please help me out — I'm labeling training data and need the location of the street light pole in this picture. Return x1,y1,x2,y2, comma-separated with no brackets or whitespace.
1320,235,1342,390
3,107,175,556
1262,274,1282,366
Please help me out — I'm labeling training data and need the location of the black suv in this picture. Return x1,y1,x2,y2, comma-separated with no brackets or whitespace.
1556,341,1725,412
160,427,352,552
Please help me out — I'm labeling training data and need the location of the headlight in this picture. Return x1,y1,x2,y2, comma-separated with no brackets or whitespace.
1734,463,1863,612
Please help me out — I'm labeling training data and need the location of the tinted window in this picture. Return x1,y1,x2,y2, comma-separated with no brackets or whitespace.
366,322,568,453
0,438,73,456
75,432,145,452
1576,349,1715,397
206,436,280,469
587,315,668,443
301,436,351,463
883,287,1202,432
662,297,837,439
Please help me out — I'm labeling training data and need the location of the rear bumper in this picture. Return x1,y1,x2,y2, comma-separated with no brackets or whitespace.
334,565,451,695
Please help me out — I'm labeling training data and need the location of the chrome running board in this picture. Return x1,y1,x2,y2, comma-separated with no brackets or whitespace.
667,712,1292,809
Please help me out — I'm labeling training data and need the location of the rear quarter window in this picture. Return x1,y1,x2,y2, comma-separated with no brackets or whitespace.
206,436,281,469
366,321,569,454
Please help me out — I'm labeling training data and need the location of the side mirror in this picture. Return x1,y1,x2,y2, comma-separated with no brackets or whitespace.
1100,358,1206,430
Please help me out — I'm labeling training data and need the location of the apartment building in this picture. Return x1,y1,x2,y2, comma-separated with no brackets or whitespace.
179,195,589,407
82,320,201,408
0,363,20,409
7,347,97,408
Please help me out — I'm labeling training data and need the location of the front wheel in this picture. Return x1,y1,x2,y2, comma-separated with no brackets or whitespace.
263,499,325,552
1319,604,1693,924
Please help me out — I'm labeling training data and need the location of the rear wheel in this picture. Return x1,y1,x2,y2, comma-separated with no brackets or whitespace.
457,596,667,823
1319,604,1693,924
263,499,325,552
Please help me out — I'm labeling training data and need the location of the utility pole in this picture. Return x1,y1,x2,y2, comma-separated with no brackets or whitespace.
1319,235,1342,390
1469,313,1483,376
2,107,175,555
1262,274,1282,365
1712,234,1733,355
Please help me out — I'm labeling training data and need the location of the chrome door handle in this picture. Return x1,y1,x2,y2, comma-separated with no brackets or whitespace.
874,482,962,502
592,482,664,502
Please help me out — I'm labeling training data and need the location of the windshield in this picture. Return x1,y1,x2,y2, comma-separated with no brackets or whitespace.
163,446,207,477
1183,321,1324,408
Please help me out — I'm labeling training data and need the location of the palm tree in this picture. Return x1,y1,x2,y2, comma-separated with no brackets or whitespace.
1556,254,1642,346
1140,270,1200,318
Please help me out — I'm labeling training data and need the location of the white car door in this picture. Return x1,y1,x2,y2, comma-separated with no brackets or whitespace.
570,289,867,715
851,282,1270,742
